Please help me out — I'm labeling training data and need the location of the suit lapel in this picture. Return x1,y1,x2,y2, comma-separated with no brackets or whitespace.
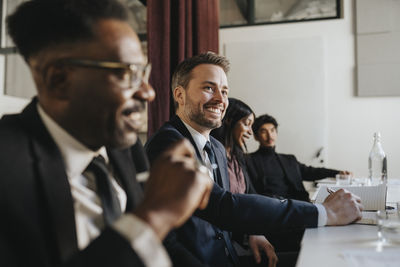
277,154,302,189
21,99,78,262
169,116,231,189
211,139,230,190
107,148,143,211
169,115,203,161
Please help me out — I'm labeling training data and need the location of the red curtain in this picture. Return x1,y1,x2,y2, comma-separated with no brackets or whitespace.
147,0,219,137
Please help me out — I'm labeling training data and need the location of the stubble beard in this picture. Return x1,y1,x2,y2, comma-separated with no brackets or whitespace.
186,103,222,130
188,110,221,130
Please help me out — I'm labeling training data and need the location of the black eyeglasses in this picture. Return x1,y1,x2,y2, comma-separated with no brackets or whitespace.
56,59,151,89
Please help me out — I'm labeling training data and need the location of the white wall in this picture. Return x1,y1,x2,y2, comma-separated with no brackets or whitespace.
223,36,328,167
0,94,29,116
220,0,400,178
0,55,29,117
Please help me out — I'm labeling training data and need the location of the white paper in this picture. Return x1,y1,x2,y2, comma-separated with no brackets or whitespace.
356,211,378,225
314,183,387,211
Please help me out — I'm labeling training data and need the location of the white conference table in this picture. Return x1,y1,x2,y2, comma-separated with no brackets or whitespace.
296,180,400,267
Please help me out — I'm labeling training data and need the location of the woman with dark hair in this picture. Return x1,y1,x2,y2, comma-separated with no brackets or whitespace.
211,98,278,267
212,98,256,194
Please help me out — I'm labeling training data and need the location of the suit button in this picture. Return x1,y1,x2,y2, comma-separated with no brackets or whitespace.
216,232,223,240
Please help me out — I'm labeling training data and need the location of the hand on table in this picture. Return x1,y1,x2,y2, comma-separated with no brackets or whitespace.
249,235,278,267
135,139,213,239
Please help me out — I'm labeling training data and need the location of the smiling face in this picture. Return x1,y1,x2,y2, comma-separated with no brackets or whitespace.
175,64,229,136
40,19,154,150
255,123,278,148
232,113,254,150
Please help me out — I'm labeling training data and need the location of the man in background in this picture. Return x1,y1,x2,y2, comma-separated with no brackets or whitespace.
0,1,212,266
248,114,351,202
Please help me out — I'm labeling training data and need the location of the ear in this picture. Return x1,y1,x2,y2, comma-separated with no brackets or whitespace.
173,86,186,107
43,64,70,100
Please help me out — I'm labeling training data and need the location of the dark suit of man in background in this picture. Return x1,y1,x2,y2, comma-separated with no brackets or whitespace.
248,114,351,202
0,1,213,266
145,52,363,266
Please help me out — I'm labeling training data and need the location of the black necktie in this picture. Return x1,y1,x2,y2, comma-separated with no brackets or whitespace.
86,155,122,225
204,141,218,181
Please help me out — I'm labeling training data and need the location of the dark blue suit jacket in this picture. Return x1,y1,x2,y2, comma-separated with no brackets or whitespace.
147,115,236,267
145,116,320,266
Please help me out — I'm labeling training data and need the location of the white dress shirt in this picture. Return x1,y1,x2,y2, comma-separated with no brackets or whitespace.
37,104,171,267
181,120,216,180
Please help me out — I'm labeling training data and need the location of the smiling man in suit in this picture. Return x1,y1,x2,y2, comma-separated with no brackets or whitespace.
148,53,244,267
0,1,213,266
145,52,364,267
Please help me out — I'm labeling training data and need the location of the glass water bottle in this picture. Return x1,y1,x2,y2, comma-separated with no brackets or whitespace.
368,132,387,185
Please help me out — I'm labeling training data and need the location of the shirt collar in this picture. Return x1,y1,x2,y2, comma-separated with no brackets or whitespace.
37,103,108,179
181,120,209,153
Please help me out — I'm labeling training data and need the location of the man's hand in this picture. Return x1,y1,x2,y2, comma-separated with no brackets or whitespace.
134,139,213,240
339,170,353,176
248,235,278,267
323,189,363,225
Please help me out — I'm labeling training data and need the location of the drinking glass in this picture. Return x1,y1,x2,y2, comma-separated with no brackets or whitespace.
376,210,400,244
336,174,351,185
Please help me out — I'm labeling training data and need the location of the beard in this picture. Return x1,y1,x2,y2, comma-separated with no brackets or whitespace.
188,109,222,129
185,97,222,130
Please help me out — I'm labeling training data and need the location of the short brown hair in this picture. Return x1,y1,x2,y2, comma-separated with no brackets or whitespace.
171,52,230,109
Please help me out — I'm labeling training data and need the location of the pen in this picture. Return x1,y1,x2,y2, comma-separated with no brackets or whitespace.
327,188,336,194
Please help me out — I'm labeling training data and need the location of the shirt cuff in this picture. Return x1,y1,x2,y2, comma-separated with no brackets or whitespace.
314,203,327,226
112,214,172,267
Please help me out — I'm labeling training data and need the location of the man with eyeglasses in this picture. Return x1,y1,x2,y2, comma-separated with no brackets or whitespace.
0,0,213,266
